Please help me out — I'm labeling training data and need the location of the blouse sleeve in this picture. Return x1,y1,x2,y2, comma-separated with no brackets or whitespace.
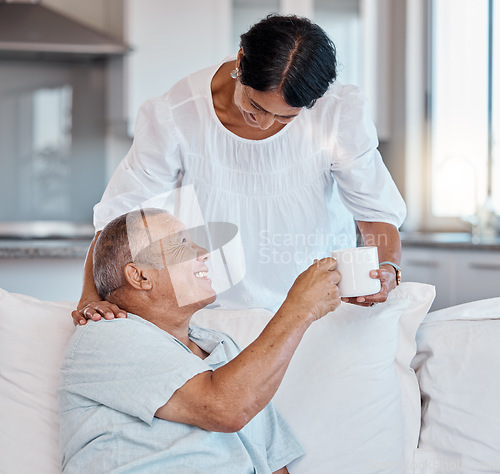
93,95,183,232
330,85,406,228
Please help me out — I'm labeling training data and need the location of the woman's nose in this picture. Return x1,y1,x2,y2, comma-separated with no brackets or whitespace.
256,113,275,130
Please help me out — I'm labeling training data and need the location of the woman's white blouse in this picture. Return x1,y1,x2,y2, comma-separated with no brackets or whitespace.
94,61,406,310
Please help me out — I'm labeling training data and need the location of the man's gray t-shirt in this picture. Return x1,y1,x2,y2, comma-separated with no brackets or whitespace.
58,314,304,473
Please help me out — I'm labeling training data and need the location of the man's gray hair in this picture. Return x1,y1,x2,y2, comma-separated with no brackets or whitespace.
93,208,169,300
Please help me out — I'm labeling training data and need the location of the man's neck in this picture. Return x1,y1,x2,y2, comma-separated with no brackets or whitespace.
146,311,210,359
131,302,197,345
138,304,193,342
115,293,210,357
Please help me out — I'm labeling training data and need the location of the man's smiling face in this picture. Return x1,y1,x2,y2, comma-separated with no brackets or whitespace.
131,212,216,308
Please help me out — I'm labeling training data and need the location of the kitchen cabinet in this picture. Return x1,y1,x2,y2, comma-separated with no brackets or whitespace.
401,246,500,311
454,250,500,306
400,247,455,310
0,240,91,302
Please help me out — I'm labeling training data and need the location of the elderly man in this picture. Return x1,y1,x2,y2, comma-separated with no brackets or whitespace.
58,208,340,473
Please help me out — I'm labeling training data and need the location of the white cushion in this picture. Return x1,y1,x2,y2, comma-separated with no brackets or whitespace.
0,289,75,474
194,282,435,474
411,297,500,474
0,282,434,474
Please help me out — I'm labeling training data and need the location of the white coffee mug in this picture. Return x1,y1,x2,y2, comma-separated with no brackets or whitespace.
330,246,381,298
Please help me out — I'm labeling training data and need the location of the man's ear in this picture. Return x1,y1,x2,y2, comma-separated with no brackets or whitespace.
123,263,153,291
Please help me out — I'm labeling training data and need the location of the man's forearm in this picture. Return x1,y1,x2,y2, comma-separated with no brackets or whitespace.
159,301,313,432
210,301,313,428
156,258,341,432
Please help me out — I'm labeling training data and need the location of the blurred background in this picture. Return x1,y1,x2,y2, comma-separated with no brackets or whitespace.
0,0,499,308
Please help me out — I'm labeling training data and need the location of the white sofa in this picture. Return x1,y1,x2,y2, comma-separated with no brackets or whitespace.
1,283,499,474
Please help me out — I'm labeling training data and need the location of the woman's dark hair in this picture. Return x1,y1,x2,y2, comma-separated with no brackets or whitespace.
239,14,337,108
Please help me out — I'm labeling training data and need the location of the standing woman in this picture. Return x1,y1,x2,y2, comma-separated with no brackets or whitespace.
73,14,406,324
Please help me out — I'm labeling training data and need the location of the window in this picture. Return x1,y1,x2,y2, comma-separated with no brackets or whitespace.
429,0,499,225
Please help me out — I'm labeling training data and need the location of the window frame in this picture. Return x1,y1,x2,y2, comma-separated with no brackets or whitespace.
422,0,497,232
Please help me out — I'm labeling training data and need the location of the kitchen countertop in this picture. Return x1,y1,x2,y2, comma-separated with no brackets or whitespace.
0,238,92,259
1,232,499,259
400,232,500,251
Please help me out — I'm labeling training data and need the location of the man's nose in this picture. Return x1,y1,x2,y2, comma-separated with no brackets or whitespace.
196,244,210,261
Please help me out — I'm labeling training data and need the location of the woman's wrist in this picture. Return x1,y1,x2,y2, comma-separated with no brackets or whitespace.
380,261,401,286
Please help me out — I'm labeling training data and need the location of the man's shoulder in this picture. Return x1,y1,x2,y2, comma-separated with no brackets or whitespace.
64,317,169,362
77,315,159,337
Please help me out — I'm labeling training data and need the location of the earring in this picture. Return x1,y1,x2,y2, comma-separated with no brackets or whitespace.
230,67,240,79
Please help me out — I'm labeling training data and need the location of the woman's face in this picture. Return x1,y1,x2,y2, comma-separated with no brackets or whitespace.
233,80,302,131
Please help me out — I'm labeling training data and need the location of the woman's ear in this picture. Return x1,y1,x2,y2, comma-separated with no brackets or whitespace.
236,48,244,66
123,263,153,291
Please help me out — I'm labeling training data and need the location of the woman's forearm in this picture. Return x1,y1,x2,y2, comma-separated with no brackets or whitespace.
356,221,401,265
77,231,101,310
72,231,127,325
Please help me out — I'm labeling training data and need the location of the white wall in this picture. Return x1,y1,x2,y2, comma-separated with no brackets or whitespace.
125,0,233,136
